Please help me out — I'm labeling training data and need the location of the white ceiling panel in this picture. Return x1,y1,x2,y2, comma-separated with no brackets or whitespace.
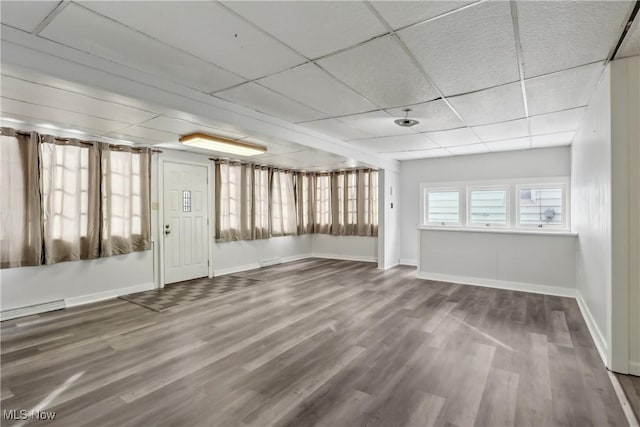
216,82,327,123
385,99,464,132
0,115,109,139
298,118,373,141
349,134,438,153
486,137,531,152
472,118,529,142
423,127,480,147
1,75,158,124
618,18,640,58
517,1,632,78
140,116,245,140
39,3,244,93
80,1,304,80
223,1,387,59
448,82,526,126
529,107,585,136
318,35,439,108
446,143,489,156
1,98,129,133
258,63,377,116
108,126,178,143
370,1,476,30
526,62,604,116
338,110,417,137
389,148,451,160
531,131,576,148
0,0,60,32
399,1,519,96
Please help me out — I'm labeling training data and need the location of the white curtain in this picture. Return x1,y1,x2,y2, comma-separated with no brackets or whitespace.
271,170,297,236
0,128,42,268
357,169,378,236
314,174,331,234
41,136,100,264
253,166,270,239
101,144,151,256
215,161,251,241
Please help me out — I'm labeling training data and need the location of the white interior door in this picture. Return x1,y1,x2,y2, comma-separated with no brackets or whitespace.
163,161,209,284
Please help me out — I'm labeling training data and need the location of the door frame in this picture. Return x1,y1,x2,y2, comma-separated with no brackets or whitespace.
158,157,214,288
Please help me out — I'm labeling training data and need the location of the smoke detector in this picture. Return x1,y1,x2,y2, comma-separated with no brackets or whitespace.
394,108,420,127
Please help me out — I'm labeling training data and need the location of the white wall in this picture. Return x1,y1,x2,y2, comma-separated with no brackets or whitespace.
311,235,377,262
571,66,613,366
399,147,572,264
378,169,400,269
418,229,577,295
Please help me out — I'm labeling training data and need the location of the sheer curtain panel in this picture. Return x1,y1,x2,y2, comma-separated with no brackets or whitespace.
0,128,42,268
271,170,297,236
40,136,100,263
101,144,151,256
215,161,252,241
253,166,270,239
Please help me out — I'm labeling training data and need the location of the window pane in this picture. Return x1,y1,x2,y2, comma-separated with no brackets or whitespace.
519,187,563,226
470,189,507,225
427,191,459,224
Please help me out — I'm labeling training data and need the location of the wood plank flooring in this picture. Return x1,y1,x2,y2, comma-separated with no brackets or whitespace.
0,259,627,426
616,373,640,422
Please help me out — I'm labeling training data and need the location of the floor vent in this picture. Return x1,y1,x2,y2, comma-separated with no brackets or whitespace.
0,300,65,321
259,258,281,268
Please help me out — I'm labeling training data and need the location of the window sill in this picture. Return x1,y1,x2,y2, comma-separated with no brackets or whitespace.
417,226,578,237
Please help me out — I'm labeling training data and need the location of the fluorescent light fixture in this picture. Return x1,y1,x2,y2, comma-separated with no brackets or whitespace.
0,116,24,123
179,132,267,156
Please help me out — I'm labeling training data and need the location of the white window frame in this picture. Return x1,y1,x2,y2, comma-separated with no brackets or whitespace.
515,181,570,230
466,185,511,229
420,184,465,227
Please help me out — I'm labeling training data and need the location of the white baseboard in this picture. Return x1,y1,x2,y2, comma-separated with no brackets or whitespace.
400,258,417,266
281,253,313,263
214,263,261,277
416,272,579,298
1,300,65,321
629,361,640,376
311,253,377,263
65,282,156,308
575,293,609,367
378,262,400,270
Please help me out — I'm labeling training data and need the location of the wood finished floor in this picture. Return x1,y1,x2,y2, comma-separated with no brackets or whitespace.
1,259,627,426
616,373,640,422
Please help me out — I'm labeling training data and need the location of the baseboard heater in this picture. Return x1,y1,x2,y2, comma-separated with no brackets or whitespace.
0,300,65,321
259,258,282,268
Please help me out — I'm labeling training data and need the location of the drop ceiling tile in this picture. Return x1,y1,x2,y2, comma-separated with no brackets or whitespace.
1,75,158,124
389,148,451,160
525,62,604,116
618,19,640,58
531,131,576,148
108,126,178,143
1,98,128,133
398,1,519,96
318,35,439,108
448,82,526,126
0,115,107,138
216,82,327,123
350,134,438,153
40,3,244,92
81,1,304,80
370,1,476,30
423,127,480,147
223,1,387,59
338,110,417,137
299,118,374,141
258,63,377,116
385,99,464,132
529,107,586,136
472,118,529,142
240,137,305,155
446,143,490,156
486,137,531,152
517,1,632,77
141,116,245,140
1,0,59,32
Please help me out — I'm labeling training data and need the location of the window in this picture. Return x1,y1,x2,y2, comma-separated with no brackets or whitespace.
253,167,269,239
517,184,566,228
468,187,508,227
347,172,357,225
315,175,331,233
424,189,460,225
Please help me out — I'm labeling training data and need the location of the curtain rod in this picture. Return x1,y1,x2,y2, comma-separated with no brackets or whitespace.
208,157,376,174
